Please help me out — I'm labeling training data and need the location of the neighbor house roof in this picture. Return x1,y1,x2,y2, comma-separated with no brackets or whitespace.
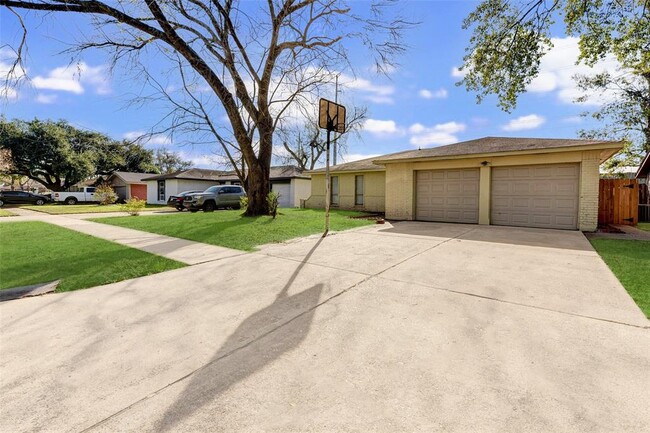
142,166,308,182
141,168,229,181
636,153,650,179
374,137,622,164
109,171,151,184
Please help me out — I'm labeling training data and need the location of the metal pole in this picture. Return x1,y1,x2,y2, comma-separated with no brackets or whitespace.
323,127,331,237
333,75,338,166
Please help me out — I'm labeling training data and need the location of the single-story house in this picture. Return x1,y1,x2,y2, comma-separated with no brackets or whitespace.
306,137,623,231
143,166,311,207
106,171,149,201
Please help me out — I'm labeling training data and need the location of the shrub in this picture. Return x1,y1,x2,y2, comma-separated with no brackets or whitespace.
95,183,118,205
267,191,280,219
239,195,248,211
121,197,146,216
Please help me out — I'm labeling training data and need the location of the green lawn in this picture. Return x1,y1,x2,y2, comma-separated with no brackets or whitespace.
0,221,185,292
590,238,650,318
93,208,375,251
638,222,650,232
23,203,167,215
0,209,16,217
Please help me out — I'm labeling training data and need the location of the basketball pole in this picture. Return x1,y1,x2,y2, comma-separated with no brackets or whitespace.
323,119,331,237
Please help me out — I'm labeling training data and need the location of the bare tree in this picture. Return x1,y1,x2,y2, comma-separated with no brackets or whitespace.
1,0,410,215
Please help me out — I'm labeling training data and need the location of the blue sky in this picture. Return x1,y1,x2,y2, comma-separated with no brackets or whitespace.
0,1,618,168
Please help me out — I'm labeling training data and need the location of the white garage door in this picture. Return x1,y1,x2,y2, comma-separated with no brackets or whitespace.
271,183,291,207
416,169,480,223
491,164,579,230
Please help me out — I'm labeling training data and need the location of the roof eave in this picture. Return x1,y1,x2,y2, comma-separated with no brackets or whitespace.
636,152,650,178
373,142,624,165
307,167,385,175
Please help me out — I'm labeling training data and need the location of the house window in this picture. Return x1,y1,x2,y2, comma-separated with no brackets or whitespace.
355,175,364,205
157,180,165,201
330,176,339,206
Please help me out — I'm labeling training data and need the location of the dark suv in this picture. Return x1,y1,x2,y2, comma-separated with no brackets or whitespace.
167,190,204,211
0,190,50,207
183,185,246,212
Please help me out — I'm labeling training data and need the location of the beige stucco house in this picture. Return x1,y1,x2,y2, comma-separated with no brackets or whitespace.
306,137,623,231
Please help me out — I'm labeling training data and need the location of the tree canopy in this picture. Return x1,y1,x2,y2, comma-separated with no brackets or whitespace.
0,118,157,191
0,0,410,215
460,0,649,164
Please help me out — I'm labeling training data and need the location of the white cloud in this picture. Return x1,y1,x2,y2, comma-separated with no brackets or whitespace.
0,86,18,101
451,66,467,78
363,119,401,135
32,62,111,95
35,93,58,104
526,37,621,106
340,74,395,105
409,121,466,146
342,153,381,163
501,114,546,131
419,88,448,99
123,131,172,146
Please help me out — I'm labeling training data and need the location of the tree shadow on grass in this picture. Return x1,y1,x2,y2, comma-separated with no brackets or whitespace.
154,238,325,431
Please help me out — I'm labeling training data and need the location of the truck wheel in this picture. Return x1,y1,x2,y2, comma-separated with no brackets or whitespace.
35,199,45,206
65,197,78,205
203,201,216,212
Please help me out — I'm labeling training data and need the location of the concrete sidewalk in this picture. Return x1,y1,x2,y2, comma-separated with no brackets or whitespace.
0,209,242,265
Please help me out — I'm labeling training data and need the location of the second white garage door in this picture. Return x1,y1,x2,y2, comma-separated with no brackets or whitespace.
416,169,480,223
491,163,579,230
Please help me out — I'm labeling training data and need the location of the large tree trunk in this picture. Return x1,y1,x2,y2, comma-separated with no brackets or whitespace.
245,161,270,216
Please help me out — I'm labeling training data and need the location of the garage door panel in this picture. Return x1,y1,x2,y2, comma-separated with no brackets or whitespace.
416,168,479,224
491,164,579,230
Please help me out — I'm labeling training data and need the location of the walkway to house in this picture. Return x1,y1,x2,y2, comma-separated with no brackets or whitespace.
0,207,243,265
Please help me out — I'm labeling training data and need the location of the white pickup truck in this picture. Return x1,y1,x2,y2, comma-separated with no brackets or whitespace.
51,186,98,205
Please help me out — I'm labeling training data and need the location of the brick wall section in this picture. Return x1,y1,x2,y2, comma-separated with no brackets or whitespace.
578,152,600,231
385,163,415,220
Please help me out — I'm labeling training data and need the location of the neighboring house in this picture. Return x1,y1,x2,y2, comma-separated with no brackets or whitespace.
106,171,150,201
143,166,311,207
307,137,623,231
635,153,649,185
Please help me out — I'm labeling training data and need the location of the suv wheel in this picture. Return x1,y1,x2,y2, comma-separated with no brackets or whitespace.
35,199,45,205
203,201,216,212
0,199,4,207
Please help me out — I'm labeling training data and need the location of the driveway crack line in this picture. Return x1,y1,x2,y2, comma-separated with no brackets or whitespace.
376,275,649,329
79,273,375,433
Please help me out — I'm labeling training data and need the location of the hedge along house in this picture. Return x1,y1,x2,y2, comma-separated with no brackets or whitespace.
105,171,149,202
143,166,311,207
306,137,623,231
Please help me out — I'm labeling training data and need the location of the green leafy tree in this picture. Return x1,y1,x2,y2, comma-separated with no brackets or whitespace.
0,118,159,190
153,148,192,174
460,1,649,162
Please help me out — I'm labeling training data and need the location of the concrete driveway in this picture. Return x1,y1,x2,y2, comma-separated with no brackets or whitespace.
1,222,648,432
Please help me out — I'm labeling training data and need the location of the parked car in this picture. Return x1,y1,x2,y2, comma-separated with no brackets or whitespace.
0,190,51,207
51,186,97,205
167,190,204,211
183,185,246,212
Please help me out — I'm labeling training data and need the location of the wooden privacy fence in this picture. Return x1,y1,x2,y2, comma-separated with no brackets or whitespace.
598,179,639,225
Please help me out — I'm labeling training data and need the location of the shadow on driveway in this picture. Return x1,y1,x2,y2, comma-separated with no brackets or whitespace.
379,221,594,252
153,238,326,431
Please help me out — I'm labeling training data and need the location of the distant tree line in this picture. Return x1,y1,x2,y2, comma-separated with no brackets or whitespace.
0,118,193,191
